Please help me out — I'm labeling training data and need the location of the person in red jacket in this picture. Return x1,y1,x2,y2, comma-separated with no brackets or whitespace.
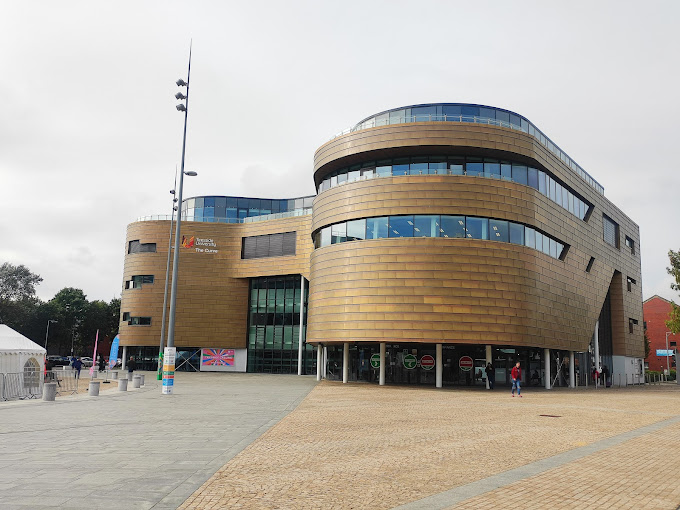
511,361,522,397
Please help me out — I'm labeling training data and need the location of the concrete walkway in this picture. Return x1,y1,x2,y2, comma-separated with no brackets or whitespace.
0,372,317,509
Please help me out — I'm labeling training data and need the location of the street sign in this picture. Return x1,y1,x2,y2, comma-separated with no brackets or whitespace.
459,356,473,371
403,353,417,370
162,347,176,395
370,353,381,369
420,355,435,370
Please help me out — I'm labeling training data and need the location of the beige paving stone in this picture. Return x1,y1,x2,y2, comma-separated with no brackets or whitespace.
180,383,680,510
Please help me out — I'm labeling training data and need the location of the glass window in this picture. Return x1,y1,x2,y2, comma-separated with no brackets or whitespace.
376,165,391,177
429,157,447,175
527,168,538,189
442,105,461,119
549,177,556,201
509,114,521,128
409,162,428,175
389,110,406,124
535,231,543,253
186,198,195,209
513,165,528,185
461,105,480,117
549,238,558,258
466,217,488,239
226,207,237,219
366,217,388,239
562,187,569,209
449,157,464,175
489,219,509,242
204,197,215,207
479,107,496,120
466,161,483,177
538,171,547,195
346,219,366,241
414,215,439,237
330,175,338,187
337,173,347,184
484,160,501,178
320,227,331,247
392,159,409,176
440,216,465,238
389,216,413,237
501,162,512,180
525,227,536,249
195,197,205,208
568,192,575,214
412,105,437,121
496,110,510,124
375,113,389,127
361,168,374,179
509,223,524,245
331,222,346,244
542,234,551,256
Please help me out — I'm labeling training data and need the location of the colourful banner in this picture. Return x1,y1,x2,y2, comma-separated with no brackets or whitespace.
201,348,235,366
109,335,119,370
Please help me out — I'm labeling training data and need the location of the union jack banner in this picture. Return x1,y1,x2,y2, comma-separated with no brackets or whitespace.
201,349,235,366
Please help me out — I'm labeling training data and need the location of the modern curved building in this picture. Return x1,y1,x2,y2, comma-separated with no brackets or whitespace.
119,103,644,387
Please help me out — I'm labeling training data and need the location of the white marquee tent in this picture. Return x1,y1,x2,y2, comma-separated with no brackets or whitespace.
0,324,46,375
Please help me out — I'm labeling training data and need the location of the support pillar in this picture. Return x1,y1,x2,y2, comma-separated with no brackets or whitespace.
569,351,575,388
544,348,551,389
379,343,386,386
435,344,443,388
323,346,328,379
485,345,492,390
316,344,322,381
342,342,349,384
122,346,127,371
594,320,600,387
297,275,305,376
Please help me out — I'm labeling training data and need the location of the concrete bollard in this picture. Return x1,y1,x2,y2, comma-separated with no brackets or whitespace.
132,375,141,389
43,382,57,401
88,381,100,396
127,372,133,381
111,371,118,380
118,378,128,391
139,374,145,386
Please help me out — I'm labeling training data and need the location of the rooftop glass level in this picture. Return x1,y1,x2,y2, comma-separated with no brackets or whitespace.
330,103,604,195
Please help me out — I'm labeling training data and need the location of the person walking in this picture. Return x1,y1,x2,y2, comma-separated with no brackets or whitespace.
98,355,106,372
511,361,522,397
127,356,136,375
485,362,495,389
73,357,83,380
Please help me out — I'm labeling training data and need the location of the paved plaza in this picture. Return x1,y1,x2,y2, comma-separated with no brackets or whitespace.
1,374,679,509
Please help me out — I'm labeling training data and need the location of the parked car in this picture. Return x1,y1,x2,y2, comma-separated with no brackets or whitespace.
46,355,69,367
81,357,93,367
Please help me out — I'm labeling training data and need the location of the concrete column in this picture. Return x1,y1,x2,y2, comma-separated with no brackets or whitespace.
132,376,141,388
569,351,575,388
127,371,134,381
544,348,551,389
316,344,322,381
342,342,349,384
379,343,386,386
43,382,56,401
297,275,305,376
89,381,101,396
122,346,127,370
139,374,145,386
435,344,443,389
323,346,328,379
111,371,118,380
485,345,492,390
594,319,600,385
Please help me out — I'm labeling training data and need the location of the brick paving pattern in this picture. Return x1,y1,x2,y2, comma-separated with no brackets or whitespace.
181,383,680,509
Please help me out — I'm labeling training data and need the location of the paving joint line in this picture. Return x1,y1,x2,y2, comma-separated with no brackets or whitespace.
393,414,680,510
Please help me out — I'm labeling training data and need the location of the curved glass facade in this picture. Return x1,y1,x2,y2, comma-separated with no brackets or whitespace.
181,195,314,224
314,214,567,260
331,103,603,195
317,155,590,221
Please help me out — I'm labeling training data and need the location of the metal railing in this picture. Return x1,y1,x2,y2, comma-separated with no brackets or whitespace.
44,369,78,396
330,114,604,195
1,371,43,400
135,208,313,224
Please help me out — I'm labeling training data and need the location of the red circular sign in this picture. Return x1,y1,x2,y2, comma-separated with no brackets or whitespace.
420,355,435,370
459,356,474,371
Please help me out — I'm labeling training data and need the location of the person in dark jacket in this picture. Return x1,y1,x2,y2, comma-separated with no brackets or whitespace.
98,355,106,372
73,358,83,379
511,361,522,397
127,356,136,374
485,363,495,389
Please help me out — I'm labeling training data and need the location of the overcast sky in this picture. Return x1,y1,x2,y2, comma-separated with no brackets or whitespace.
1,1,678,305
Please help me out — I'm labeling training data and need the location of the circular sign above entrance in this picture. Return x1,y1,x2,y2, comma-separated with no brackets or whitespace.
420,355,435,370
459,356,473,371
370,353,380,369
403,354,417,370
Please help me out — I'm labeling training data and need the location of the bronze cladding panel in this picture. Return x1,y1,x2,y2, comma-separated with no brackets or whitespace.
310,124,643,357
119,216,312,348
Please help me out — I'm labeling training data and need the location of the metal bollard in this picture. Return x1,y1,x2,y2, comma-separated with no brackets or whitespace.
127,372,133,382
118,378,128,391
88,381,100,396
132,375,141,389
43,382,57,401
139,374,145,386
111,371,118,380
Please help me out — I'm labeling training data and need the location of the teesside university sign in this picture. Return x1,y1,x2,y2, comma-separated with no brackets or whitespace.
182,236,218,254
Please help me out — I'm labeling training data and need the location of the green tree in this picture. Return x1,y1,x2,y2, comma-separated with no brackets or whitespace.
666,249,680,334
0,263,43,324
49,288,88,356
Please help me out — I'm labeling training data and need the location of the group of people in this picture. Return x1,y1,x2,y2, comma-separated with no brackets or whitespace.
592,365,610,386
484,361,523,397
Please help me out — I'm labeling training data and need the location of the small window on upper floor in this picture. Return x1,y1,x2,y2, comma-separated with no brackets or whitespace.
125,275,155,289
128,240,157,254
629,318,638,334
586,257,595,273
603,215,619,248
122,312,130,322
627,276,636,292
625,236,635,255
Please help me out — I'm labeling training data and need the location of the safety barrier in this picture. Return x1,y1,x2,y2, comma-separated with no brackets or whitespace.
1,371,43,400
44,369,78,396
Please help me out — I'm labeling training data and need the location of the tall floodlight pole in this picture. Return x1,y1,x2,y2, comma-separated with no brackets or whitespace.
163,43,196,394
157,169,179,380
44,319,57,351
